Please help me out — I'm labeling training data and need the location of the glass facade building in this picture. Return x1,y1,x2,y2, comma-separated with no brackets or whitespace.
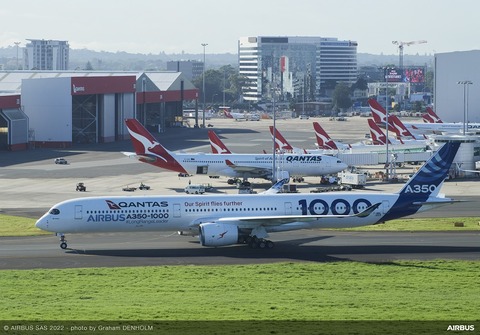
238,36,357,102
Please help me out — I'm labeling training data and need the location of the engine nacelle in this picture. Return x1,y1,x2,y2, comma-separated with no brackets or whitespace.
199,222,239,247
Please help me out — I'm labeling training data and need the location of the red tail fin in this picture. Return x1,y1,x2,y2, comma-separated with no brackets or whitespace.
422,113,435,123
368,98,387,124
223,110,233,118
426,106,443,123
208,130,232,154
390,115,416,139
313,122,338,150
269,126,294,151
124,119,187,173
368,119,391,145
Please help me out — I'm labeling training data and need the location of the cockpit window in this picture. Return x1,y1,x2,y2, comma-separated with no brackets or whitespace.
49,208,60,215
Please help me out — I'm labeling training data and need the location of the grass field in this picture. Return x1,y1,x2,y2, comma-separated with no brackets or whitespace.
1,261,479,321
1,214,479,237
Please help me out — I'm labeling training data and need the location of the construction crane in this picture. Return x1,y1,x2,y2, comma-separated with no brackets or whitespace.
392,40,427,70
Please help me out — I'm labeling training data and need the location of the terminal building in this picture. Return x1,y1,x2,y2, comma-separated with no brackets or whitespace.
0,71,199,150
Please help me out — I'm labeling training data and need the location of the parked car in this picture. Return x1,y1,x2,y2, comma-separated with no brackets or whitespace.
299,114,309,120
54,158,68,164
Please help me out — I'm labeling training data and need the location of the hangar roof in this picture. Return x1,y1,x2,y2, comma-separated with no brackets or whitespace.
0,71,196,94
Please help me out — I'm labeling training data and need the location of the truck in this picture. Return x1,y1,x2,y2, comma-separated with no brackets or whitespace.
338,171,367,189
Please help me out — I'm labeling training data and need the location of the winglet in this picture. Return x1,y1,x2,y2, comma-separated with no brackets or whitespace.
261,178,290,194
355,202,381,218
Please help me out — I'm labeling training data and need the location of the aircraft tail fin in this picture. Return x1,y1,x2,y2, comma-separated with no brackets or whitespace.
367,119,390,145
390,115,416,139
397,141,460,199
313,122,338,150
208,130,232,154
368,98,387,124
124,119,188,174
426,106,443,123
269,126,294,151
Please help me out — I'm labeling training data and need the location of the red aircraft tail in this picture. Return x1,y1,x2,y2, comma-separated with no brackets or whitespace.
367,119,391,145
426,106,443,123
312,122,338,150
124,119,188,173
208,130,232,154
269,126,294,152
368,98,387,124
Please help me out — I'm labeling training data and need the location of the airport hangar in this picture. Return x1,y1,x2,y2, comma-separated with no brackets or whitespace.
0,71,199,151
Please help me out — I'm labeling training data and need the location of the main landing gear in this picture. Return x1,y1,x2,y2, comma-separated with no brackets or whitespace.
239,236,275,249
57,233,68,249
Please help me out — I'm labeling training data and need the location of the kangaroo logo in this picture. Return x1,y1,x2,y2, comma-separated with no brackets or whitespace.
127,128,168,163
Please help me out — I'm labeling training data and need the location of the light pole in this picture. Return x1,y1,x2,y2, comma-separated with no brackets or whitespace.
383,67,392,181
14,42,20,70
201,43,208,128
457,81,473,135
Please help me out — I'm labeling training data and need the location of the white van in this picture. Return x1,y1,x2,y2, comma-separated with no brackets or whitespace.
185,184,205,194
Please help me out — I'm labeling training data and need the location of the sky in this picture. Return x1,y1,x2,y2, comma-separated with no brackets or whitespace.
1,0,478,55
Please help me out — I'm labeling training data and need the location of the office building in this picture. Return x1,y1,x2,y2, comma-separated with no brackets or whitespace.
166,60,204,81
23,39,69,70
238,36,358,102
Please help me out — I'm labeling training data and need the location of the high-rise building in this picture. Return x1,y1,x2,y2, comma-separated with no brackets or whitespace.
23,39,69,70
238,36,358,102
166,60,204,81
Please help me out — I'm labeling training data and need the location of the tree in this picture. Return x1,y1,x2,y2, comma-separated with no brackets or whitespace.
332,82,352,111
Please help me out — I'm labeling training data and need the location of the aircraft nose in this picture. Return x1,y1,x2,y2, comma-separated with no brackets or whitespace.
35,215,48,231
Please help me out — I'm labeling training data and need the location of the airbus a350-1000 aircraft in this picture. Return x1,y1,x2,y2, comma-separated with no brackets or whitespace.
36,142,461,250
123,118,348,182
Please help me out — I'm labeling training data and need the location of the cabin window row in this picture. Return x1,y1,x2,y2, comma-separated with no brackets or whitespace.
185,207,278,212
86,209,169,214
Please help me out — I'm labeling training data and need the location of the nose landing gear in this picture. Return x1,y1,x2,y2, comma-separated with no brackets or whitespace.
57,233,68,249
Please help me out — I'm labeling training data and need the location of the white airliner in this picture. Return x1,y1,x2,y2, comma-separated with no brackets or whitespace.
368,98,480,135
221,107,246,121
123,119,348,182
36,141,461,249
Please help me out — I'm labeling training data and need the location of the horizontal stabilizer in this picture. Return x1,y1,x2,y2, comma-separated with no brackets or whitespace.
122,152,156,162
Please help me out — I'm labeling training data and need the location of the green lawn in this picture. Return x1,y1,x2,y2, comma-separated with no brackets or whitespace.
1,261,479,321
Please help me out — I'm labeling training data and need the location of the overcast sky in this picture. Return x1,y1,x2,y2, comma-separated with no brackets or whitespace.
1,0,477,55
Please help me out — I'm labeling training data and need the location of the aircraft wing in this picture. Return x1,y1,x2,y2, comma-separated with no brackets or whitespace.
225,159,271,177
207,203,381,227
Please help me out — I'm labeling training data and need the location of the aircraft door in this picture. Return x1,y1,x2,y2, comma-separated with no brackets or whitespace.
284,202,292,215
196,166,208,174
382,200,390,214
173,203,181,218
74,205,83,220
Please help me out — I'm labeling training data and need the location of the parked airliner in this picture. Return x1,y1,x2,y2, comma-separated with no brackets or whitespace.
368,98,480,135
123,119,348,182
36,141,461,249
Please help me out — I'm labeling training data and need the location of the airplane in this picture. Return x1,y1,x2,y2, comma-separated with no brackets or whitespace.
221,107,246,121
123,118,348,183
368,98,480,135
36,141,461,250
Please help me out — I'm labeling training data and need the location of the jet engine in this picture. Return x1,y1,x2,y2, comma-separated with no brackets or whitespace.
199,222,239,247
